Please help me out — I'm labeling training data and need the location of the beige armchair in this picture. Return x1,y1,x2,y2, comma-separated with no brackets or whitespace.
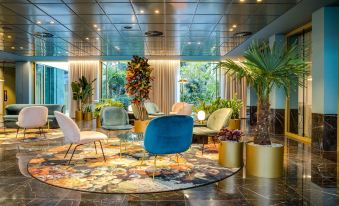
170,102,193,115
54,111,107,164
15,106,48,139
193,108,233,154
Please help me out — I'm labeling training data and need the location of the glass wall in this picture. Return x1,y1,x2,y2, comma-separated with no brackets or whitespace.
35,62,69,112
179,62,220,105
101,61,130,107
287,29,312,137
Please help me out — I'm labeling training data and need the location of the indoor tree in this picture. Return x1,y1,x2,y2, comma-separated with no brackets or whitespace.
219,40,307,145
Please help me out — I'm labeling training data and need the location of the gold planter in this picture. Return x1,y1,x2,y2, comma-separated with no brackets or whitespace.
75,110,83,121
84,112,93,121
134,120,150,133
219,141,243,168
96,116,101,128
228,119,241,130
246,143,284,178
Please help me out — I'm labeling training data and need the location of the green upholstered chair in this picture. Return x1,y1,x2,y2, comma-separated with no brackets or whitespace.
193,108,233,154
100,107,133,136
144,102,165,116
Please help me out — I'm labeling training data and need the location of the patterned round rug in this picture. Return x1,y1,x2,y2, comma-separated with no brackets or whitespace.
28,142,241,194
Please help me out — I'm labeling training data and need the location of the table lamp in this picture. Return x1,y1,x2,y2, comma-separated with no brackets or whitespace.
197,110,206,124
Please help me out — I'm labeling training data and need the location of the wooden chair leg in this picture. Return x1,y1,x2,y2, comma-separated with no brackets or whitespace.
15,128,20,138
64,144,73,158
98,141,106,162
94,141,98,154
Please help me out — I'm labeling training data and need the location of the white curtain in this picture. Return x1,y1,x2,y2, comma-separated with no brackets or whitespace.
149,60,180,114
69,61,99,118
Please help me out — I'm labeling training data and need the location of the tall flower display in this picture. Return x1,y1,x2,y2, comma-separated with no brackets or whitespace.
125,56,154,121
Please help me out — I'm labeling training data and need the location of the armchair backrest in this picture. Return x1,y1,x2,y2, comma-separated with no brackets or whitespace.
207,108,233,131
54,111,81,143
144,102,160,114
17,106,48,128
144,115,194,155
100,106,129,126
176,104,193,115
171,102,186,113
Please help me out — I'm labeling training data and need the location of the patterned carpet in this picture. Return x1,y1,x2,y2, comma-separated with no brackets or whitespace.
27,140,241,194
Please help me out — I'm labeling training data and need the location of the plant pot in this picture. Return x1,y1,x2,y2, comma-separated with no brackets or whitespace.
96,116,101,128
246,142,284,178
75,110,83,121
134,120,150,133
84,112,93,121
228,119,241,130
219,141,243,168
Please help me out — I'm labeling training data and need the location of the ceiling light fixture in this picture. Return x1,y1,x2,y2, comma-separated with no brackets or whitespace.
197,42,201,45
257,0,262,2
50,21,55,24
11,46,15,49
37,21,42,24
85,37,89,40
20,46,23,49
187,42,191,45
232,24,237,28
7,35,11,38
240,0,245,2
93,24,97,28
140,10,144,14
97,28,101,31
154,10,159,14
229,28,234,32
96,37,99,40
115,46,120,50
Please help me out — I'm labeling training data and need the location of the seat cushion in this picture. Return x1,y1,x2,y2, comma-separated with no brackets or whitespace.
101,125,133,130
193,127,218,136
79,131,107,144
3,115,18,121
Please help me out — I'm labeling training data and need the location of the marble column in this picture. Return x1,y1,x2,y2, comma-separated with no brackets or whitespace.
311,7,339,151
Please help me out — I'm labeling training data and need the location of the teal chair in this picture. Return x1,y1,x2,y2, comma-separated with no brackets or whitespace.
100,107,133,135
143,115,194,178
144,102,165,116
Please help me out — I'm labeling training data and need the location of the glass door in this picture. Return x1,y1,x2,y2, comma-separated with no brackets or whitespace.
286,29,312,138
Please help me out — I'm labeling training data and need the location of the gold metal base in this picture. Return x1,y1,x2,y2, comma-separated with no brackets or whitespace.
228,119,241,130
96,116,101,128
219,141,243,168
84,112,93,121
134,120,150,133
246,143,284,178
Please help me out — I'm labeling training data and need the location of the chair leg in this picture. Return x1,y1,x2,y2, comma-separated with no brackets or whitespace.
68,144,82,165
98,141,106,162
140,149,146,165
64,144,73,158
153,155,157,179
15,128,20,138
23,128,26,139
41,128,46,139
94,141,98,154
176,153,180,166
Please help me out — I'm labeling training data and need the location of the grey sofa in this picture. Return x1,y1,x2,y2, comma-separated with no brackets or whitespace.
4,104,66,129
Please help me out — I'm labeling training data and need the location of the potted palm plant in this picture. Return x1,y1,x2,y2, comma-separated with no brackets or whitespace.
71,76,96,121
227,94,243,130
219,40,307,178
125,56,154,133
218,128,243,168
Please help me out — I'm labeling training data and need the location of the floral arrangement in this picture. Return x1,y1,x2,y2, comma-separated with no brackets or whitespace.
125,56,154,120
217,128,242,142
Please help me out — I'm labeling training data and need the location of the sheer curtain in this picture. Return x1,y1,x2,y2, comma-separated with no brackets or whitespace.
69,61,99,118
149,60,179,114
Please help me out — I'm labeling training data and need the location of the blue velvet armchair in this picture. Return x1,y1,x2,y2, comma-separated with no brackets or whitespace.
143,115,194,178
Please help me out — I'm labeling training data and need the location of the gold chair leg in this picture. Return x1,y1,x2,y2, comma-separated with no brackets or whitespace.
140,149,146,165
119,141,122,158
176,153,180,166
153,155,157,179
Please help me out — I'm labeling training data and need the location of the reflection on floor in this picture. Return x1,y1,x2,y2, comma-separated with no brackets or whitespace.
0,119,337,205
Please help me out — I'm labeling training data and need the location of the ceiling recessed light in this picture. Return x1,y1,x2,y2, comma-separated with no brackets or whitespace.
96,37,99,40
257,0,262,2
20,46,23,49
232,24,237,28
85,37,89,40
7,35,11,38
97,28,101,31
229,28,234,32
154,10,159,14
240,0,245,2
11,46,15,49
140,10,144,14
197,42,201,45
65,51,69,54
93,24,97,28
50,21,55,24
37,21,42,24
187,42,191,45
115,46,120,50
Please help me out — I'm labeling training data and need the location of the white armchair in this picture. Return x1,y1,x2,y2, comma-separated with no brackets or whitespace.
170,102,193,115
15,106,48,139
54,111,107,164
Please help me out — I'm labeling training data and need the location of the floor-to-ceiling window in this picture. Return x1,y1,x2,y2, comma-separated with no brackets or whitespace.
101,61,129,107
178,62,220,105
287,29,312,138
35,62,69,112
